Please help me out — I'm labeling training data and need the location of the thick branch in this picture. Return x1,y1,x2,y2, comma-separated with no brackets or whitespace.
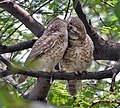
0,53,119,81
0,39,36,54
0,55,117,80
0,65,119,80
0,0,45,37
73,0,120,61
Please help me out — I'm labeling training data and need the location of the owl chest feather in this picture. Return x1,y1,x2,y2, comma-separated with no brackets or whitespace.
40,35,68,71
62,35,93,72
69,46,92,71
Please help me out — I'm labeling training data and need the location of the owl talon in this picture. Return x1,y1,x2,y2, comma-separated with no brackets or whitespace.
74,71,81,76
77,71,82,76
50,76,53,84
50,71,54,84
82,71,87,75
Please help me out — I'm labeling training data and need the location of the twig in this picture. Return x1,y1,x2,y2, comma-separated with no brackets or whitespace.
90,6,114,40
0,0,45,37
95,60,112,67
1,19,18,38
0,55,18,72
0,55,12,67
31,0,53,15
109,60,120,92
20,79,36,97
109,70,116,92
100,0,114,8
2,23,23,43
64,0,71,20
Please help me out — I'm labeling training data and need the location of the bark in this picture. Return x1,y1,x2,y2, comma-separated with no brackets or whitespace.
0,39,36,54
0,65,119,81
25,78,51,101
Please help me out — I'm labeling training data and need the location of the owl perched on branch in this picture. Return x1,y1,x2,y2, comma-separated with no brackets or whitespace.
19,18,68,100
60,17,94,96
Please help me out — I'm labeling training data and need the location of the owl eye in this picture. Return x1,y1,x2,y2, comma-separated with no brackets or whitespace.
67,24,72,30
69,26,72,29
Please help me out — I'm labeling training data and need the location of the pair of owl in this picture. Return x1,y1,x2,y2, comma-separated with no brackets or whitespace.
19,17,94,96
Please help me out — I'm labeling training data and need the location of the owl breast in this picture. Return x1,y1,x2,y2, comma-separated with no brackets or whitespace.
61,34,94,72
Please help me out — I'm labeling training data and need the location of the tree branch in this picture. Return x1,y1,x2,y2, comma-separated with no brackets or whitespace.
0,39,36,54
0,0,45,37
0,55,117,80
73,0,120,61
0,59,119,80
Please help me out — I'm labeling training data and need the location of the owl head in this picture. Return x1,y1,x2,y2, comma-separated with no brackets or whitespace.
46,18,68,34
67,17,87,40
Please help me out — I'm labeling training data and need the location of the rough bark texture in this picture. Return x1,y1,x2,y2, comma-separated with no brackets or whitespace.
0,63,119,81
0,39,36,54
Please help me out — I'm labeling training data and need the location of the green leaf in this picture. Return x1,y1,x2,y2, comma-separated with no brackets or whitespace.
114,1,120,22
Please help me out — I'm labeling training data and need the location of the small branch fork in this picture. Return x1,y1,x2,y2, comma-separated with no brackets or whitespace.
109,60,120,92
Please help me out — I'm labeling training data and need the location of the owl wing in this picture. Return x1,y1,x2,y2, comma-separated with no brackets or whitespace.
25,33,60,63
19,33,60,83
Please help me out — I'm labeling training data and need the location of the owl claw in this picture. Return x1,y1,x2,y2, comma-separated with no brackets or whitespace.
74,71,81,76
50,71,54,84
50,77,53,84
82,71,87,75
77,71,82,76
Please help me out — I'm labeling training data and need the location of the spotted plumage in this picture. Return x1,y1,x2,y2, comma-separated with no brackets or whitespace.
60,17,94,96
18,18,68,86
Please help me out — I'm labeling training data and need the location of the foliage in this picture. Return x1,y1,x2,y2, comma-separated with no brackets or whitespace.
0,0,120,107
48,80,120,108
0,80,27,108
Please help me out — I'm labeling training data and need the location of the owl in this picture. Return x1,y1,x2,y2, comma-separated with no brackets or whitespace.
60,17,94,96
18,18,68,100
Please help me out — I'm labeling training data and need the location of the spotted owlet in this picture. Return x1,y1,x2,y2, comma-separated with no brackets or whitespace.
60,17,94,96
19,18,68,100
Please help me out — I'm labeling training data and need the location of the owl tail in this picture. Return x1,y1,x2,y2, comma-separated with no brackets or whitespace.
18,75,28,83
67,80,81,96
